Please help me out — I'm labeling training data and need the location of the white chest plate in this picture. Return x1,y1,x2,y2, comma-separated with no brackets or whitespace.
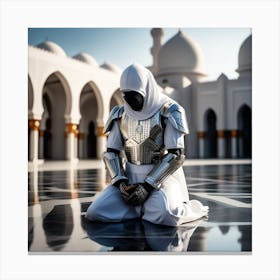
119,111,165,164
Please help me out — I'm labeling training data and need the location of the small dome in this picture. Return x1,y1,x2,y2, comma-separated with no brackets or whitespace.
158,29,205,76
72,52,98,67
100,62,122,73
237,34,252,73
36,41,66,56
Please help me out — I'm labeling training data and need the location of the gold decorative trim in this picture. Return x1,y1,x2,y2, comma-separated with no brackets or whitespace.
217,130,225,138
65,123,79,138
28,119,40,131
97,126,105,137
230,130,238,138
197,131,205,139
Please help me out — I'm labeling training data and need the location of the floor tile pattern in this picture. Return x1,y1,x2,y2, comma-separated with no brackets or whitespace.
28,163,252,253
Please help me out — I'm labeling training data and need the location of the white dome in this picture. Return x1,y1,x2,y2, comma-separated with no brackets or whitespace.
237,34,252,73
73,52,98,67
157,30,205,76
100,62,122,73
36,41,66,56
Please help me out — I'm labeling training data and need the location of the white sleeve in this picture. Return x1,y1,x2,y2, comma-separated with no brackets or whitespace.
106,121,124,151
164,118,185,150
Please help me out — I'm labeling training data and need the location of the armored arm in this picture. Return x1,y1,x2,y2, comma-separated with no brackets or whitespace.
144,102,188,190
103,106,128,186
103,148,128,186
144,148,185,189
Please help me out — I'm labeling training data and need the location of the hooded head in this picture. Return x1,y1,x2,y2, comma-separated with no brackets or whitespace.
120,63,170,120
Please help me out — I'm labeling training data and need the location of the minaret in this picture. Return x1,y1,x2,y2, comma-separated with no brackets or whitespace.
150,28,164,73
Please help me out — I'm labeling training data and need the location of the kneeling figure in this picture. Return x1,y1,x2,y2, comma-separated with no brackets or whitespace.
86,63,208,227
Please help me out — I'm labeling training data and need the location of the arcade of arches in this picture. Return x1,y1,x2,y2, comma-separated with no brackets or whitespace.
198,105,252,159
28,72,251,161
29,100,251,161
28,74,122,162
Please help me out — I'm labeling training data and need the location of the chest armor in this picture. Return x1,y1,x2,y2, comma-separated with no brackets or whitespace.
119,110,165,165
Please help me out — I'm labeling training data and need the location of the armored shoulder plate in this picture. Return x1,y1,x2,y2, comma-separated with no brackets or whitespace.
103,105,124,134
160,102,189,134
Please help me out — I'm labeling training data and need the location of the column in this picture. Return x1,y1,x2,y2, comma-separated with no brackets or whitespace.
28,119,40,162
197,131,205,159
230,130,238,158
66,123,79,162
217,130,225,158
96,126,107,159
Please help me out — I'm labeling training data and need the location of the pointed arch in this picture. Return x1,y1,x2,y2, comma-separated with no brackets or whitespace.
78,81,104,159
204,108,217,158
237,104,252,158
82,81,104,124
42,71,72,117
41,72,71,160
42,94,52,159
87,121,97,158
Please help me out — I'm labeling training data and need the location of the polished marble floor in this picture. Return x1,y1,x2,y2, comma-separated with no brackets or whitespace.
28,160,252,253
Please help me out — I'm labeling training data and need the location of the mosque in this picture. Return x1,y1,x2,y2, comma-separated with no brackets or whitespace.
28,28,252,162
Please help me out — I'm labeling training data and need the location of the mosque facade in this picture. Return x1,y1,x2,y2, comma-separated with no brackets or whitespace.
28,28,252,162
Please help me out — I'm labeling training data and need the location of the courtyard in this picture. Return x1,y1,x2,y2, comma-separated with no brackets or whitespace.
28,159,252,253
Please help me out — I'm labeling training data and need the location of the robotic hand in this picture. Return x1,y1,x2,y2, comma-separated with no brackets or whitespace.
126,183,154,206
115,181,153,206
117,181,136,203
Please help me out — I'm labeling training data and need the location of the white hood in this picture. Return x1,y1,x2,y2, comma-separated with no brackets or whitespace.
120,63,171,120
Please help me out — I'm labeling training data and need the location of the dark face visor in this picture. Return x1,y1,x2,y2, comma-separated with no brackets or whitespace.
123,91,144,111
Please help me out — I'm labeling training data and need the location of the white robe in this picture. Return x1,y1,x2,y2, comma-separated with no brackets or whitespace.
86,120,208,227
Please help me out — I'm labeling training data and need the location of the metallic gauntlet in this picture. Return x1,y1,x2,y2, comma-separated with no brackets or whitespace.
145,151,185,190
103,151,128,185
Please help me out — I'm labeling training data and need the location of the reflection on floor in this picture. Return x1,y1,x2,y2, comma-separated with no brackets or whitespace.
28,160,252,253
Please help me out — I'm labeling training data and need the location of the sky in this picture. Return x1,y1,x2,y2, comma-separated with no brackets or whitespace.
28,28,251,81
